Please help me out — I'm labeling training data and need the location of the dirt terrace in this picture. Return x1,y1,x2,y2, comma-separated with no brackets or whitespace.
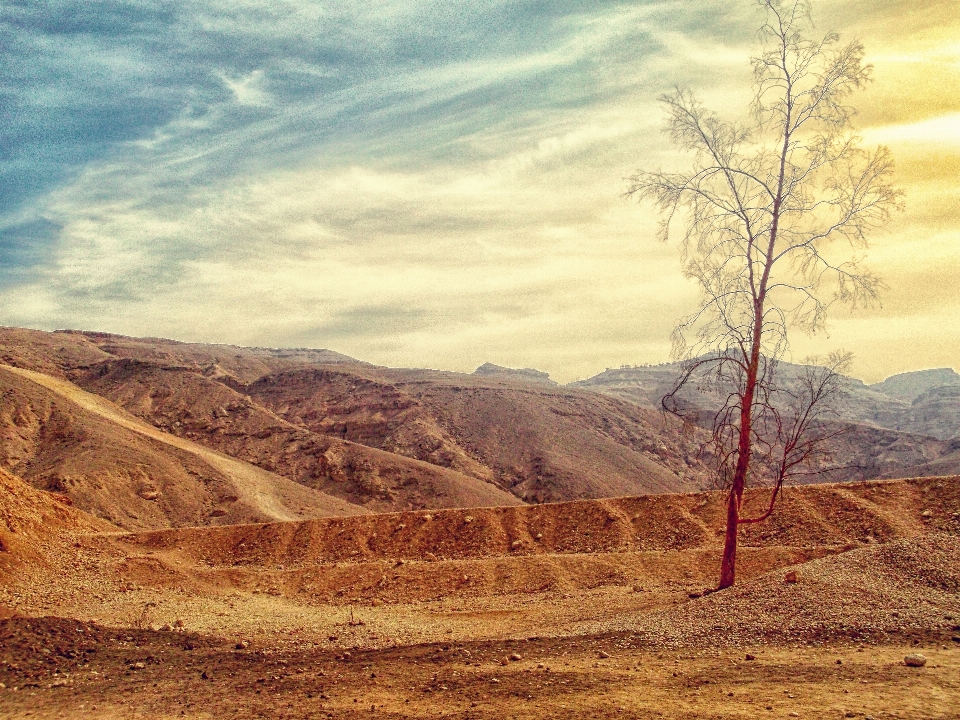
119,475,960,568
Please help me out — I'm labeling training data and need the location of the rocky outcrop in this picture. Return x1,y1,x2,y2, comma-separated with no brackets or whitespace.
473,362,558,386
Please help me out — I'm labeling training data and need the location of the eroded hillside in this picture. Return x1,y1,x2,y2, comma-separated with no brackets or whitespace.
0,328,710,513
0,365,367,529
574,361,960,480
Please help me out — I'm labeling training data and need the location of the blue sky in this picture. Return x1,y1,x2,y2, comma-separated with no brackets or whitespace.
1,0,958,382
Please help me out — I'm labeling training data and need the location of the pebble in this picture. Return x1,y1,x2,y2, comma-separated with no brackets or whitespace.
904,654,927,667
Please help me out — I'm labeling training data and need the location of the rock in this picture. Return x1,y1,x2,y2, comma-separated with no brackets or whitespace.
371,598,383,607
509,653,522,662
511,540,522,548
632,585,644,593
598,651,611,659
463,516,474,524
784,570,798,583
472,363,557,386
744,654,756,661
904,653,927,667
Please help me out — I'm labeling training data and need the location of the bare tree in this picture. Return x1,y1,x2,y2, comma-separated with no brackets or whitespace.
626,0,902,589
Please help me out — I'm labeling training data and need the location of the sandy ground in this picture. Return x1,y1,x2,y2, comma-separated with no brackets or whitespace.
3,472,959,719
0,615,957,720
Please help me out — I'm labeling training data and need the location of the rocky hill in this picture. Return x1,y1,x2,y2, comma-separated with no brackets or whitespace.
0,364,370,529
3,325,959,526
572,359,960,481
472,362,558,386
869,367,960,402
0,328,710,525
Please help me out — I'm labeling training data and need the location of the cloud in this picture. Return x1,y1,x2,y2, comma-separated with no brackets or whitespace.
1,0,957,382
865,112,960,146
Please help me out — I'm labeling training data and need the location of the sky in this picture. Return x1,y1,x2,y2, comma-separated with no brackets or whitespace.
1,0,958,384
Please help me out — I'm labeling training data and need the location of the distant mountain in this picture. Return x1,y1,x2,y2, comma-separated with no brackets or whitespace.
869,368,960,402
473,362,558,386
571,358,960,480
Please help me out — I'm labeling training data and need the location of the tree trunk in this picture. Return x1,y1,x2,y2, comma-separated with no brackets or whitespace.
718,320,762,589
718,480,741,589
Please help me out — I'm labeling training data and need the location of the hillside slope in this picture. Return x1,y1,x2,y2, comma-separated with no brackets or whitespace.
0,328,711,507
573,360,960,480
67,360,523,512
0,364,369,528
246,365,709,502
0,329,525,513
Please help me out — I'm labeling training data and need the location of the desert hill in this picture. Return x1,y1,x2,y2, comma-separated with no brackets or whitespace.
0,329,526,516
66,359,522,513
574,360,960,480
0,364,368,529
244,364,709,501
0,328,711,516
3,325,960,527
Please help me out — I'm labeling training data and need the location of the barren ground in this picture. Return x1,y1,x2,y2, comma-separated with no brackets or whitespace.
2,469,960,718
1,616,958,720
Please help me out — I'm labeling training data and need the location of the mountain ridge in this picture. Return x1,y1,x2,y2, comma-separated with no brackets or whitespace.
3,326,960,528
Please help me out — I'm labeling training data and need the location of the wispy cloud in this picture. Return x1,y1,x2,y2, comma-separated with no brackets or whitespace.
1,0,958,382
